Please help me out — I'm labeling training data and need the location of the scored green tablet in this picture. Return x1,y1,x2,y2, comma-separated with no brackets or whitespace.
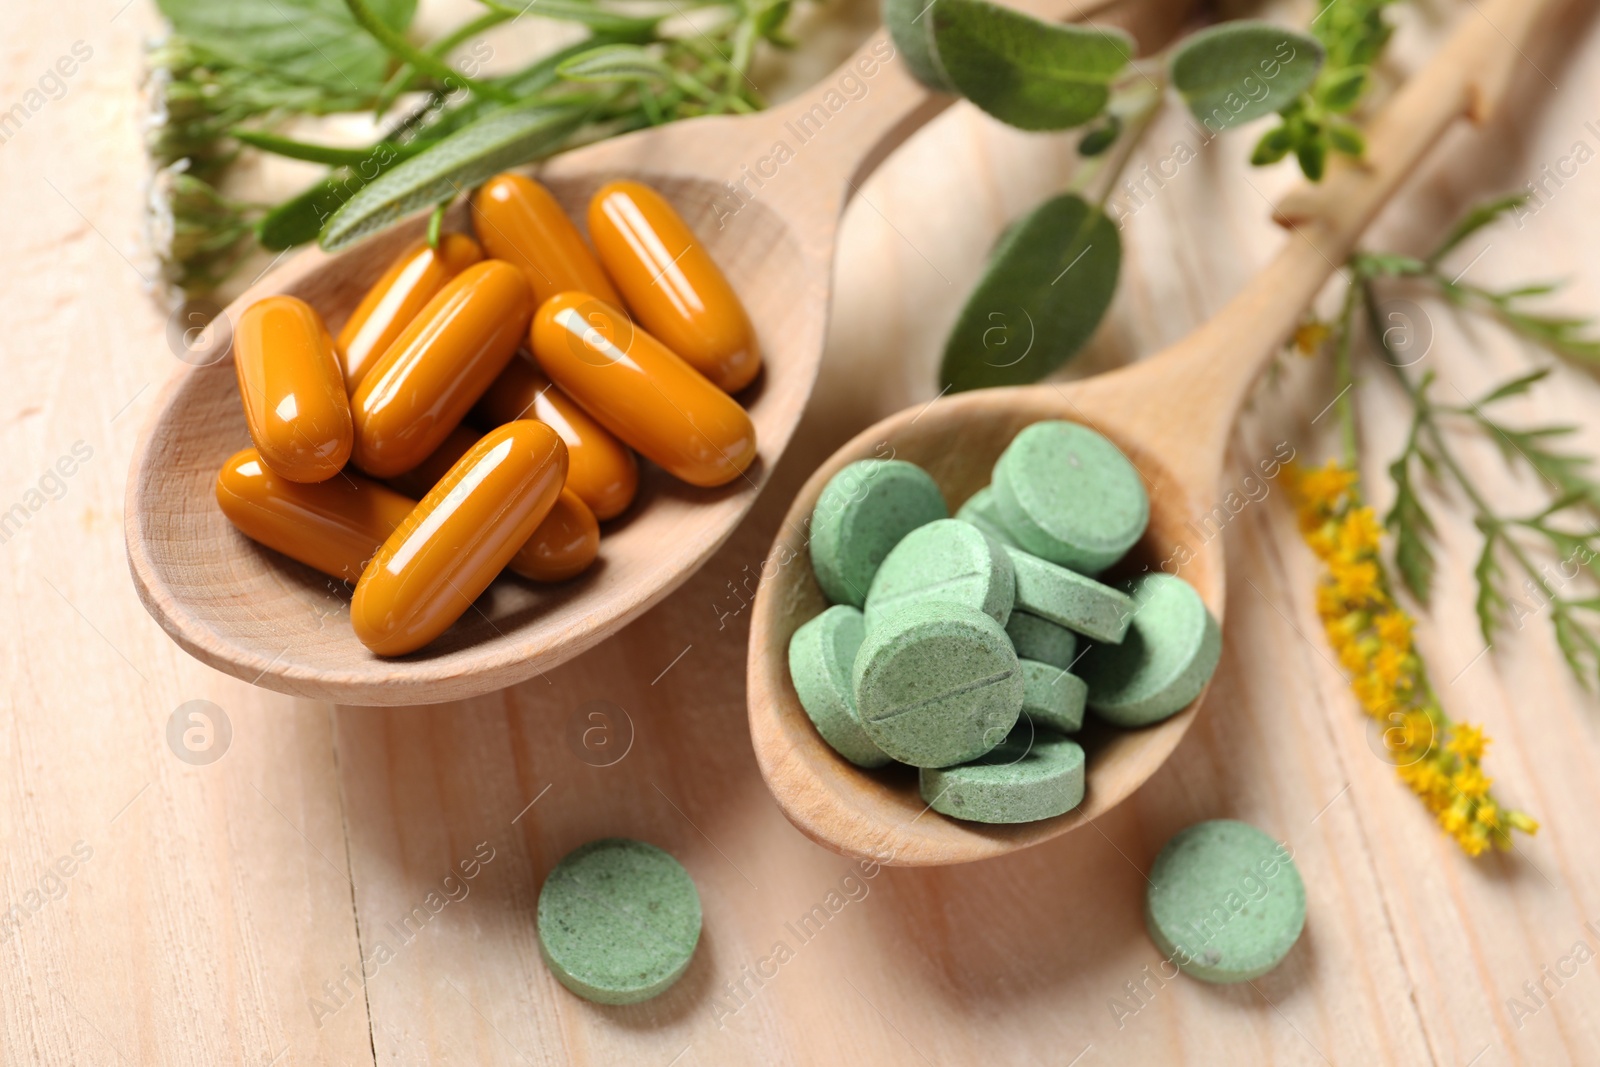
1080,573,1221,727
809,459,948,607
920,724,1085,823
537,838,702,1005
1144,820,1305,983
854,601,1023,768
788,605,892,768
864,519,1014,631
992,420,1148,575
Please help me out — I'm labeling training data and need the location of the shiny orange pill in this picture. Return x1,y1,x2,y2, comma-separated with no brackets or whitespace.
336,233,484,391
352,421,567,656
508,489,599,582
471,356,638,519
215,448,415,584
350,260,534,479
588,180,761,393
387,425,600,582
530,293,758,489
234,295,353,483
473,174,621,308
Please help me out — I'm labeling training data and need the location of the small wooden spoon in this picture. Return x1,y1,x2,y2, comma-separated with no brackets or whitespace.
748,0,1562,866
125,0,1185,705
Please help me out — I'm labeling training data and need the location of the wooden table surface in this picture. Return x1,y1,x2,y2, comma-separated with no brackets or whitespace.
6,0,1600,1063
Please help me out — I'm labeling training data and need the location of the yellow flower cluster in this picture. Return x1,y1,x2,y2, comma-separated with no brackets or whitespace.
1286,460,1538,856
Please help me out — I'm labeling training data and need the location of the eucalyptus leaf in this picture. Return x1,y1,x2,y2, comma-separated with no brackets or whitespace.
940,193,1120,391
929,0,1132,131
1170,20,1324,130
883,0,955,91
156,0,415,92
321,103,588,251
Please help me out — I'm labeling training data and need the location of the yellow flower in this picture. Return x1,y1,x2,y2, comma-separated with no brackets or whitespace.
1476,801,1502,832
1374,611,1413,650
1446,723,1487,762
1294,321,1331,356
1508,811,1541,835
1456,824,1490,857
1373,644,1408,687
1452,766,1492,800
1352,672,1392,715
1339,641,1369,673
1296,461,1357,513
1338,507,1385,557
1332,559,1381,602
1440,797,1473,835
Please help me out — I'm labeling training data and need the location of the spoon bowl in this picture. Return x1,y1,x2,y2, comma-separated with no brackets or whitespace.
746,0,1558,865
126,0,1184,704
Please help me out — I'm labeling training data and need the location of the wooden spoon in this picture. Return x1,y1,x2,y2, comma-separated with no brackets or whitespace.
125,0,1187,705
747,0,1563,866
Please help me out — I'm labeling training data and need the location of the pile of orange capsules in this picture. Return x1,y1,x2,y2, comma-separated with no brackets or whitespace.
215,176,760,656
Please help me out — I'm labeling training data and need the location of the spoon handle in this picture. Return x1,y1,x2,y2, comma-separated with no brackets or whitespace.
1083,0,1570,493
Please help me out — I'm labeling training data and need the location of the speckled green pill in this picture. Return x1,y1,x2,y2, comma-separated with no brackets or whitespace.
1020,659,1087,733
537,838,702,1004
1144,820,1305,983
864,519,1014,631
1006,610,1078,669
992,421,1148,575
1080,573,1221,727
809,459,948,607
788,605,892,768
854,601,1023,768
955,485,1015,546
1004,545,1134,644
920,724,1085,823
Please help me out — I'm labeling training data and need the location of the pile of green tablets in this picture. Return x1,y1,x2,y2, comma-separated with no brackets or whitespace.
788,421,1222,825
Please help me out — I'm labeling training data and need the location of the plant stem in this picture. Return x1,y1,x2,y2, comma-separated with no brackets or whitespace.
344,0,517,102
376,9,512,115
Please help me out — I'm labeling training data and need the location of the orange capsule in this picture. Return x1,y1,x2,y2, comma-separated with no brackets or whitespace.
472,174,621,308
234,295,353,483
352,421,567,656
471,356,638,519
508,489,599,582
530,293,758,489
386,426,601,583
350,260,534,479
336,233,484,391
588,180,761,393
215,448,415,584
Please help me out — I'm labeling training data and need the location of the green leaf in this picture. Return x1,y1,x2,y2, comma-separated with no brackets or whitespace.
1077,114,1121,157
1385,448,1436,602
557,44,676,84
1251,124,1293,165
883,0,956,91
1296,135,1327,181
156,0,414,92
929,0,1133,131
321,103,589,251
1476,367,1551,406
259,172,368,250
232,129,421,167
1169,20,1325,130
1316,65,1368,112
1427,194,1529,264
478,0,662,36
940,193,1120,391
1472,524,1505,645
1327,122,1365,157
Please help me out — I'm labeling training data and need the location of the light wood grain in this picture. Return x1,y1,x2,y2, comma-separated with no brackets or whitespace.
6,0,1600,1064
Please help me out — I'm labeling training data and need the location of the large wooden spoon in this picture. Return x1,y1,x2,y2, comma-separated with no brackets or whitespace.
747,0,1562,866
125,0,1187,705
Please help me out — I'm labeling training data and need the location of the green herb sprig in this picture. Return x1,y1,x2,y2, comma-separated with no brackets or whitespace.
149,0,796,294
